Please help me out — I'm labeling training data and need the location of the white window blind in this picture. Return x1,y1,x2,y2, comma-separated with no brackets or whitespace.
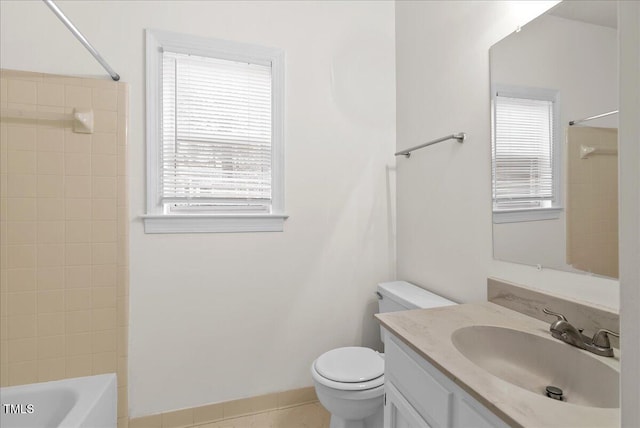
161,51,273,213
493,95,554,211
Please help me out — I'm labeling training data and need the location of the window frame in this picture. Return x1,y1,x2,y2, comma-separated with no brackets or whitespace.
491,84,563,224
144,29,286,233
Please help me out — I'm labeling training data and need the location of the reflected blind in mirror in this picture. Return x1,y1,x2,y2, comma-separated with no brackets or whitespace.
161,51,272,212
493,95,554,210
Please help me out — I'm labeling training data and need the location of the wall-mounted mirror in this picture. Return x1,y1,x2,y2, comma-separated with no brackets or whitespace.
490,1,619,279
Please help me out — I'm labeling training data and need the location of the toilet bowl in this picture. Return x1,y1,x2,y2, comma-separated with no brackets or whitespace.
311,281,457,428
311,347,384,428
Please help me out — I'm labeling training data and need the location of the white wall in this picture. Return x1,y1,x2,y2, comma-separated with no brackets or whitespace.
0,0,397,417
619,0,640,424
491,14,617,272
493,220,567,268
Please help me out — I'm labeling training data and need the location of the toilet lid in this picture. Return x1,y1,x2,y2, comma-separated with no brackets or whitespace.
314,347,384,383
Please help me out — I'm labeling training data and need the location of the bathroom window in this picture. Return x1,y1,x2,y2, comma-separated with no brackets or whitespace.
144,30,286,233
491,86,561,223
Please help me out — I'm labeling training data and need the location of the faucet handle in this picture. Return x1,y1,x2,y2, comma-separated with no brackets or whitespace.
543,308,568,322
592,328,620,348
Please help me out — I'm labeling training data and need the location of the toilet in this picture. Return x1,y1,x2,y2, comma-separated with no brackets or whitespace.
311,281,456,428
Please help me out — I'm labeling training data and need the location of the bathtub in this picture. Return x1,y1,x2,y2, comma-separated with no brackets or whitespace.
0,374,117,428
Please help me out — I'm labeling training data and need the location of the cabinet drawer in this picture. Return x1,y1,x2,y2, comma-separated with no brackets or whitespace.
385,337,453,427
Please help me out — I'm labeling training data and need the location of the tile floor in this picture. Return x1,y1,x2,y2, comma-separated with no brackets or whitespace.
191,402,330,428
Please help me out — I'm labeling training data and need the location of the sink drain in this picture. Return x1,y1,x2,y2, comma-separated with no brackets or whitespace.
545,385,564,401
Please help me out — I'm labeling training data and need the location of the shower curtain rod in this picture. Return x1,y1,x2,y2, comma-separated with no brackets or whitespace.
569,110,618,126
42,0,120,81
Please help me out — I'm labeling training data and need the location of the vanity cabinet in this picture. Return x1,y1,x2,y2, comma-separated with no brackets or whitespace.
384,332,508,428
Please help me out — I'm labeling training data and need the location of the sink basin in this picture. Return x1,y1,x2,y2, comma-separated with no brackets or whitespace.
451,326,619,408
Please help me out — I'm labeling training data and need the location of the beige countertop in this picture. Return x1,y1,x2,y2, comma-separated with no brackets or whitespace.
376,302,620,428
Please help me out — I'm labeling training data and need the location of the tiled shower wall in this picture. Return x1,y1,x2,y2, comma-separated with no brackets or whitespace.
0,70,129,426
566,126,619,278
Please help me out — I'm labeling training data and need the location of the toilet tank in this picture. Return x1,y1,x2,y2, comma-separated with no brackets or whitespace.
377,281,456,342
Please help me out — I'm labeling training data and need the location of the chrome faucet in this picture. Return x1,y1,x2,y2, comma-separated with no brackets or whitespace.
542,308,619,357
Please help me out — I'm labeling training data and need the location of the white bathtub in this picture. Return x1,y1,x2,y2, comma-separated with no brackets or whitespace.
0,374,117,428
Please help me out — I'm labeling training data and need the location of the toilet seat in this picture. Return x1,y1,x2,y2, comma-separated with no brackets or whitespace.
312,347,384,391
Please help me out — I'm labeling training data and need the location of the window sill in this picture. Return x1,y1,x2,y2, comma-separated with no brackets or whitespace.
141,213,288,234
492,207,562,224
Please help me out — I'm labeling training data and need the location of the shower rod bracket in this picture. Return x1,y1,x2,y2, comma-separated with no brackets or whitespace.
395,132,466,158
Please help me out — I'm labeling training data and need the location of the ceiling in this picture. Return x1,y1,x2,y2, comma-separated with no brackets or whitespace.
548,1,617,29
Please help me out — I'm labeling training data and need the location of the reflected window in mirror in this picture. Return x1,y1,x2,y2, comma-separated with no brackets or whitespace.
492,86,561,224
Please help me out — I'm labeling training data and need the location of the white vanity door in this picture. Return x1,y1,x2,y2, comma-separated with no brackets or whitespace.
383,331,510,428
457,398,498,428
385,382,432,428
